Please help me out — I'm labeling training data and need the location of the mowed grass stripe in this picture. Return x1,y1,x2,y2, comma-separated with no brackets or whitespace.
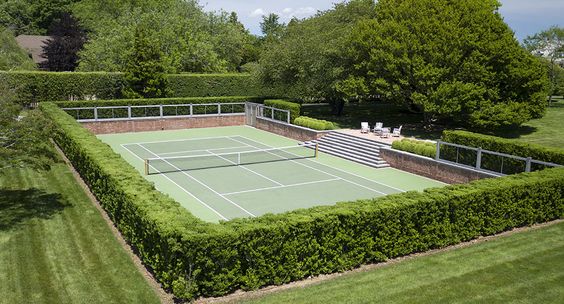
0,164,160,303
242,222,564,304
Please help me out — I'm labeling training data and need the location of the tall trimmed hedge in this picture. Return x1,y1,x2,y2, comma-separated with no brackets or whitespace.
442,130,564,165
264,99,301,123
41,101,564,300
1,71,273,103
54,96,265,108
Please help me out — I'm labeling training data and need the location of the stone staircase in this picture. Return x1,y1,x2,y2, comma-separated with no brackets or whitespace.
306,131,390,168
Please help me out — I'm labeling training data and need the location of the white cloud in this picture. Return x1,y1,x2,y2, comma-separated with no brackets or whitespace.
282,8,293,14
249,8,265,18
291,7,316,17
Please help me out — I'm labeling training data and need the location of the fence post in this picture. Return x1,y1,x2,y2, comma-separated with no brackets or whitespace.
271,107,274,120
476,147,482,169
525,157,532,172
190,104,193,116
94,107,98,121
435,140,441,160
287,110,290,124
159,105,163,118
218,103,221,115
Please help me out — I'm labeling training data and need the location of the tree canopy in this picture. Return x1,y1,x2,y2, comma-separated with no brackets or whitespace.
339,0,549,129
0,27,36,71
41,13,87,71
257,0,377,114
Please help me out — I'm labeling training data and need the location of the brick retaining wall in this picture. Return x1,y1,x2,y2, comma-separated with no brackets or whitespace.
380,147,498,184
82,115,245,134
255,117,327,142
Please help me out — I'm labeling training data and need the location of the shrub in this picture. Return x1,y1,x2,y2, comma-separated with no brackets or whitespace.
294,116,336,130
40,101,564,300
442,130,564,165
0,71,272,104
54,96,264,108
392,139,436,158
264,99,301,123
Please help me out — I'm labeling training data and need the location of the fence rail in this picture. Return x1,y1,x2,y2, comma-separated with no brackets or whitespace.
62,103,246,122
435,140,561,175
256,105,291,124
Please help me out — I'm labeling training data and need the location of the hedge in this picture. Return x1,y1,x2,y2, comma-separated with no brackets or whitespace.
392,139,436,158
294,116,335,130
1,71,274,103
264,99,301,123
41,101,564,300
54,96,264,108
442,130,564,165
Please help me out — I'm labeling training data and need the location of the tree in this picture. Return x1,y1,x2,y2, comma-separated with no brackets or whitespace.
339,0,549,129
41,13,87,71
524,26,564,104
0,83,55,171
0,0,80,35
257,0,376,114
121,25,170,99
260,13,285,41
0,27,36,70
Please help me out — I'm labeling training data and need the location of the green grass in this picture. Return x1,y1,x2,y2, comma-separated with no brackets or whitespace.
492,102,564,148
303,100,564,147
242,221,564,304
0,162,160,303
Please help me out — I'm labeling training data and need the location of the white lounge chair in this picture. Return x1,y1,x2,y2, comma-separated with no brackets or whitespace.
361,122,370,133
392,125,402,137
373,122,383,134
380,127,390,138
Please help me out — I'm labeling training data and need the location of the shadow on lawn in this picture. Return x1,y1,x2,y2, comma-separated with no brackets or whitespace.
0,188,67,231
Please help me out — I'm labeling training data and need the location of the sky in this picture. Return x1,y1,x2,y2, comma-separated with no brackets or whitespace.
201,0,564,41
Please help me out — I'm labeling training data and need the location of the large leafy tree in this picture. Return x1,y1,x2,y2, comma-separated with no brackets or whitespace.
0,0,80,35
0,27,36,70
339,0,549,129
524,26,564,104
121,25,170,99
41,13,87,71
0,83,55,171
257,0,376,114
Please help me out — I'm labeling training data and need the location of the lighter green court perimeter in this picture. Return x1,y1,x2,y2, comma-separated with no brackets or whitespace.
98,126,445,222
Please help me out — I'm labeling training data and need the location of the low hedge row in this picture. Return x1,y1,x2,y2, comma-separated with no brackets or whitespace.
294,116,336,130
264,99,301,123
1,71,273,103
41,101,564,300
392,139,436,158
442,130,564,165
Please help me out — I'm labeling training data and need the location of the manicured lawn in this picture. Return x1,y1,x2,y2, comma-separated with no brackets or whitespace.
492,102,564,148
303,100,564,148
0,162,160,303
242,222,564,304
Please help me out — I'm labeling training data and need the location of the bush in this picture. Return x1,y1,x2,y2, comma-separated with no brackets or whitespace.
54,96,264,108
264,99,301,123
442,130,564,165
294,116,335,130
0,71,272,104
392,139,436,158
41,101,564,300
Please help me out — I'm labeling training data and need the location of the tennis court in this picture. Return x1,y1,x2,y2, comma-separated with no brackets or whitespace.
99,126,445,222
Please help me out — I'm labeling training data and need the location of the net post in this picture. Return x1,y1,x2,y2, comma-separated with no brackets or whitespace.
144,159,149,175
315,143,319,158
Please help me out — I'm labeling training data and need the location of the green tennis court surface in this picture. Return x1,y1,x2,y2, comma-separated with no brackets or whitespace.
98,126,445,222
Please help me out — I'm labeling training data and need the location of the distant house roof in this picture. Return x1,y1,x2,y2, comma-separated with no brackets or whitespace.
15,35,51,64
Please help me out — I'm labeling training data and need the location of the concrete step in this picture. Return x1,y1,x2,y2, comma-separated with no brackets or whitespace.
326,131,391,147
317,145,386,164
317,146,389,168
317,137,381,155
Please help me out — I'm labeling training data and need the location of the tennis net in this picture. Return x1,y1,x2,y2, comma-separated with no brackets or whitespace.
145,143,318,175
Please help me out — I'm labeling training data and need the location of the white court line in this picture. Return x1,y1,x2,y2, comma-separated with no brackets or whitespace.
119,144,229,221
123,135,241,146
157,145,250,156
222,178,341,196
206,150,284,186
235,135,407,193
229,137,388,196
137,144,256,217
